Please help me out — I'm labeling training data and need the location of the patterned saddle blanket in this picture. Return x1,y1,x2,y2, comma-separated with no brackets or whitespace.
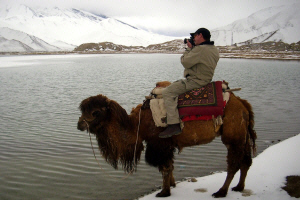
178,81,226,121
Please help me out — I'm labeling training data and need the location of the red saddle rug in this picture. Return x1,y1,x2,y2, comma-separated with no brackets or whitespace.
178,81,225,122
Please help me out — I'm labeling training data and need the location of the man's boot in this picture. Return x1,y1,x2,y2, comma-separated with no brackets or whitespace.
159,123,181,138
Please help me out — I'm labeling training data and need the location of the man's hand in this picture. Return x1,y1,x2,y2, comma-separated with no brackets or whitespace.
187,40,193,48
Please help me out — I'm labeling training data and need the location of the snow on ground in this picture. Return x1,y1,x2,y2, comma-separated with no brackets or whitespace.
140,134,300,200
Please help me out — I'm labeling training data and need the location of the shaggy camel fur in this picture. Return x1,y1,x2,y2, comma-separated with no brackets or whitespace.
77,85,257,198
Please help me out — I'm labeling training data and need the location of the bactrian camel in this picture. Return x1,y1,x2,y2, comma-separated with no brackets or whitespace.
77,82,257,198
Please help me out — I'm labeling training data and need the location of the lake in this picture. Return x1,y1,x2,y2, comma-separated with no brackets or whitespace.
0,54,299,200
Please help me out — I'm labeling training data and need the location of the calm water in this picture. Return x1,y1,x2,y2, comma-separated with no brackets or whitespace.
0,54,299,200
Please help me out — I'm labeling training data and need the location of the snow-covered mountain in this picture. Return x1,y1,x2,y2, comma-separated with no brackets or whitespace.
0,36,34,52
0,27,63,52
211,2,300,46
0,4,176,52
0,3,299,52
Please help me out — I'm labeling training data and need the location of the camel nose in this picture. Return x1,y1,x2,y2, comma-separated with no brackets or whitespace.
77,117,86,131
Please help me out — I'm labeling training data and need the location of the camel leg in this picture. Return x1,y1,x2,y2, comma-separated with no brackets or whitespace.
156,161,174,197
232,165,249,191
212,145,243,198
232,136,252,192
170,170,176,187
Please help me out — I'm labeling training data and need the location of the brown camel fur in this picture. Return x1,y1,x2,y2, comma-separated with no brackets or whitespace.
77,84,257,198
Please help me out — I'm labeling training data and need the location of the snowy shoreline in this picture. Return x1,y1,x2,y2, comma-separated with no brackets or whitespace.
140,134,300,200
1,52,300,61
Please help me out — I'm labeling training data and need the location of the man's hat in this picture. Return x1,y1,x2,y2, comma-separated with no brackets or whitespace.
190,28,211,39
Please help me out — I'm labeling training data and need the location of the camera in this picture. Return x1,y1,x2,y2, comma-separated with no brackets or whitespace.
184,36,195,46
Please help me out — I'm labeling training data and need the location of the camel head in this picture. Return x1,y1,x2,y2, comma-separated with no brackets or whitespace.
77,94,143,173
78,94,132,132
77,94,111,133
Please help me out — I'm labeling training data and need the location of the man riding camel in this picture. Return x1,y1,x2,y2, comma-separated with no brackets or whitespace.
159,28,219,138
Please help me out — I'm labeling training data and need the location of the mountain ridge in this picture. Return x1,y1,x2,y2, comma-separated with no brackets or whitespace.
211,2,300,46
0,4,176,51
0,3,299,52
0,27,63,52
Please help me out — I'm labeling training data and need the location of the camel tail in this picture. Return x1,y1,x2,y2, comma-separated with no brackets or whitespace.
237,97,257,156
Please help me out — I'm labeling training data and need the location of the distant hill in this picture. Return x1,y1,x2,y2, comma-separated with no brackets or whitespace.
74,40,300,53
219,41,300,52
74,39,186,53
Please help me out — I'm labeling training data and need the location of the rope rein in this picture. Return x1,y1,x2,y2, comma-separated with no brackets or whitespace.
85,107,142,180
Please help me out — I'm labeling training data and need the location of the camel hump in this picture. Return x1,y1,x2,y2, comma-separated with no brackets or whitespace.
156,81,171,88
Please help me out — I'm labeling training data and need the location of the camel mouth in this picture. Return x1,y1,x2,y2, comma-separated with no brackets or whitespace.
77,117,88,131
77,122,86,131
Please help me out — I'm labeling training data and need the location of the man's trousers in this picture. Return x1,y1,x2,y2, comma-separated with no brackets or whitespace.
162,78,206,124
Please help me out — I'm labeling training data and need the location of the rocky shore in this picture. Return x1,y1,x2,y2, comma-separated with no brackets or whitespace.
2,51,300,61
1,40,300,60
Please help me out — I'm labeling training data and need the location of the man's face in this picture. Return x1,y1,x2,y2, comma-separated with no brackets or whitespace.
193,33,203,45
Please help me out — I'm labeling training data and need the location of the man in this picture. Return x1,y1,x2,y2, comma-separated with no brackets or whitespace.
159,28,219,138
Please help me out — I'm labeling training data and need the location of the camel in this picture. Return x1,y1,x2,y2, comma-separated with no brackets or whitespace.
77,82,257,198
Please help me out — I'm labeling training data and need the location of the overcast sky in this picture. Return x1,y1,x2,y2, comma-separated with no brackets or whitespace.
2,0,299,37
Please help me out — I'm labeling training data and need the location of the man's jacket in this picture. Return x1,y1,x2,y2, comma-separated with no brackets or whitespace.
181,43,219,86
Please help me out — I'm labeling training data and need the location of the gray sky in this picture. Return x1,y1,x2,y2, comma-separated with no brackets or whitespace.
2,0,299,36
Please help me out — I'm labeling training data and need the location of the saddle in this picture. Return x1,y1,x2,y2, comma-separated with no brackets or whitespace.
178,81,227,122
145,81,231,128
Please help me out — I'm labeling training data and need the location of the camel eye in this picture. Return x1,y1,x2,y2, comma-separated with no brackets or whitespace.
92,110,101,117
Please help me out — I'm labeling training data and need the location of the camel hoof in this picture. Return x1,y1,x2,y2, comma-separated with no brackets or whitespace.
232,185,244,192
156,190,171,198
212,189,227,198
